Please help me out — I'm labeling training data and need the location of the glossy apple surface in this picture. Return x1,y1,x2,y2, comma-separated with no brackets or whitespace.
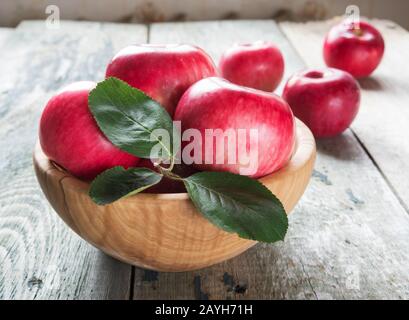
39,82,139,180
323,21,385,78
219,41,285,92
283,68,360,138
105,44,217,116
174,77,295,178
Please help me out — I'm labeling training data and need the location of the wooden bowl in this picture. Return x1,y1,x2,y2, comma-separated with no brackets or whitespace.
33,119,316,272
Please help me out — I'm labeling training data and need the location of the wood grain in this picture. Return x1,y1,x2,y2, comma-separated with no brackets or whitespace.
3,18,409,300
0,21,147,299
280,18,409,212
33,120,316,272
131,20,409,299
0,28,12,46
0,27,13,113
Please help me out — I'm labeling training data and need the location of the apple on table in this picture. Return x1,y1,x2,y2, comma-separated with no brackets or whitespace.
323,20,385,78
283,68,361,138
219,41,285,92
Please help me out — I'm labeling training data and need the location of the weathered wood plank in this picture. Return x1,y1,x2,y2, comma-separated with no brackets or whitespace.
280,19,409,212
0,21,147,299
0,28,14,105
132,20,409,299
0,28,12,46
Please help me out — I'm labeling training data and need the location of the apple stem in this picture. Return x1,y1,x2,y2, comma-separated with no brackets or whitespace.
154,157,183,181
156,165,183,181
165,171,184,181
352,28,364,36
156,155,175,172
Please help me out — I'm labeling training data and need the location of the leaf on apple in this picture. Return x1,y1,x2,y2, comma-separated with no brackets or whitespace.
183,171,288,243
89,167,163,205
88,77,177,161
87,77,289,243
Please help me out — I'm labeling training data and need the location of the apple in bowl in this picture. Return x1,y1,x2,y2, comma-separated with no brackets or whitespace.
39,81,140,180
105,44,218,116
219,41,285,92
174,77,295,178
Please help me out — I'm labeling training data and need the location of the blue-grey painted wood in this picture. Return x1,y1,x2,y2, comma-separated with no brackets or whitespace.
0,28,12,46
281,19,409,213
131,20,409,300
2,19,409,300
0,20,147,299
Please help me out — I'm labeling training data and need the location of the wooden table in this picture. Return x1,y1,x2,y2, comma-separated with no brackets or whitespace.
1,18,409,300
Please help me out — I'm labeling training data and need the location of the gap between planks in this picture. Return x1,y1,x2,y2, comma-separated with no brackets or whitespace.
0,20,149,300
350,130,409,214
276,21,409,216
278,19,409,217
2,19,409,300
132,20,409,299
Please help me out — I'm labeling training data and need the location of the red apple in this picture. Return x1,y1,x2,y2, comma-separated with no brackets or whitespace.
174,77,295,178
323,20,385,78
282,68,360,138
219,41,285,92
39,81,139,180
105,44,218,116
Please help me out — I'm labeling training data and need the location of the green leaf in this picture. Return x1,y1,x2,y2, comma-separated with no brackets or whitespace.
89,167,162,205
88,77,176,160
183,172,288,243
